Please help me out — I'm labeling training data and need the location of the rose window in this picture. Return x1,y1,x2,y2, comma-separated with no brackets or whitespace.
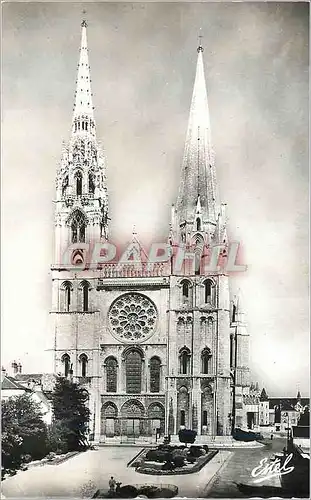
108,293,157,342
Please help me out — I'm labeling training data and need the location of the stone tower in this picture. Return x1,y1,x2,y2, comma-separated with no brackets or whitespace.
167,43,233,437
51,25,250,442
51,21,109,437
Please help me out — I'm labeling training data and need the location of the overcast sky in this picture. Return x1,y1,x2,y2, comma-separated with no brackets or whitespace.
2,2,309,396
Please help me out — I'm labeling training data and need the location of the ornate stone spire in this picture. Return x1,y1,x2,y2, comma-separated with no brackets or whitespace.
175,42,219,231
72,20,95,136
54,20,109,245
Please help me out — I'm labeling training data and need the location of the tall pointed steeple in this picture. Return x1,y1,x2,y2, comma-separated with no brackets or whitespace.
54,20,109,252
72,20,96,137
173,42,220,243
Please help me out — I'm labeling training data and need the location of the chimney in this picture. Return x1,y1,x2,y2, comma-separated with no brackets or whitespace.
11,361,18,376
17,363,22,374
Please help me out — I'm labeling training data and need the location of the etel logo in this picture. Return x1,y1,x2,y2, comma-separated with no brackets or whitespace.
251,454,294,483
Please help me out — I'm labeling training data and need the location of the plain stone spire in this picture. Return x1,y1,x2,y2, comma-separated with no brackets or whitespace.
176,44,219,226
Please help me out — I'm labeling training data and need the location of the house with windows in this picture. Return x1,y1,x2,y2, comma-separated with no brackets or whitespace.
268,392,309,431
1,363,53,425
50,21,251,443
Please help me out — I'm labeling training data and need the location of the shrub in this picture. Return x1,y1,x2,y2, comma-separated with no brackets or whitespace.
178,429,197,446
138,485,159,498
2,394,48,475
162,460,175,471
186,456,196,464
172,448,187,458
46,452,56,461
21,454,32,464
155,485,178,498
46,421,69,454
118,485,138,498
189,445,204,458
172,455,185,467
145,450,169,462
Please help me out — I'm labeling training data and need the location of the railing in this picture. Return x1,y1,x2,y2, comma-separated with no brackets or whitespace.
98,262,170,279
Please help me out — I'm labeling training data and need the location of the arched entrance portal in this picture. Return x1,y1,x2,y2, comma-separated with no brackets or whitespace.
101,402,118,437
120,400,145,438
147,402,165,438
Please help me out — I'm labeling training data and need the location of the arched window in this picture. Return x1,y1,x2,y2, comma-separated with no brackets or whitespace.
201,347,212,374
150,357,161,393
62,281,73,312
62,354,70,377
179,347,191,375
196,218,201,231
106,357,118,393
204,279,213,304
79,354,88,377
75,171,83,196
80,281,90,312
88,173,95,194
70,210,87,243
181,280,191,304
125,349,142,394
182,281,189,298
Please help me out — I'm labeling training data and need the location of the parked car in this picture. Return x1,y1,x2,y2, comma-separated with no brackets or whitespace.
232,428,263,442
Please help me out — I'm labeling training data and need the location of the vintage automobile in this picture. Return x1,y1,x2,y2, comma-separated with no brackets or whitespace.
232,428,263,441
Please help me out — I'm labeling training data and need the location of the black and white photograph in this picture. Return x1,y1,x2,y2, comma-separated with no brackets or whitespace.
2,1,310,498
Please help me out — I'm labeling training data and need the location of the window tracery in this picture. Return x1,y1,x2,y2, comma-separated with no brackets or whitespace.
108,293,157,342
150,356,161,393
70,210,87,243
106,357,117,393
125,349,142,394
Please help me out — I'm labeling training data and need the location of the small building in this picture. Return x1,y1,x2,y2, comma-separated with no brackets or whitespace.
268,391,309,432
1,364,54,426
259,388,270,426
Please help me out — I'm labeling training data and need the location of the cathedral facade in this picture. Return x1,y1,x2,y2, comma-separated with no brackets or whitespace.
51,21,250,442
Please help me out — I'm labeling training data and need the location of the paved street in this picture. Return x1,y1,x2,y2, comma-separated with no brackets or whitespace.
2,446,230,498
205,437,286,497
2,440,285,498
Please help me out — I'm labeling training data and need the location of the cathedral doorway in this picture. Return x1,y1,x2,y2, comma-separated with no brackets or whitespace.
101,402,118,437
147,402,165,437
126,419,140,437
120,400,145,438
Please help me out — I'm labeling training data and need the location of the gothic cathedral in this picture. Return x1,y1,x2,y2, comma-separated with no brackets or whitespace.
51,21,251,443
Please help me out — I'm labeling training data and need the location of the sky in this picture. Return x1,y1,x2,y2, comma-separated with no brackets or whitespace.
2,2,309,396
